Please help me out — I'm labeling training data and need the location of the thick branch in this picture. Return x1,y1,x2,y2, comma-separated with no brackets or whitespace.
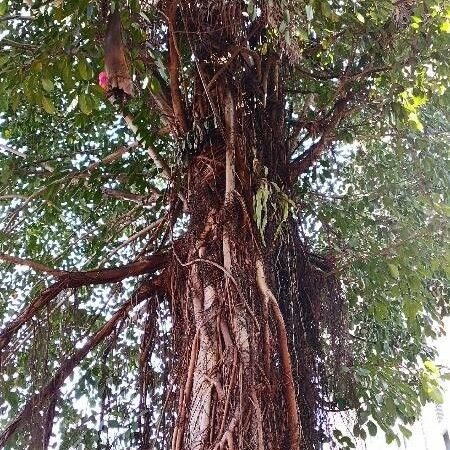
0,254,168,351
290,96,353,179
0,278,163,448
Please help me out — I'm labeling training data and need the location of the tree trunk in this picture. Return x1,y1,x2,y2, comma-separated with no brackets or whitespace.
137,4,348,448
163,64,307,447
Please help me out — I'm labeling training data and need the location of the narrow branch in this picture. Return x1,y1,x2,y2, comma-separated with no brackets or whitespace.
0,194,28,201
109,98,187,209
0,15,34,21
72,143,138,179
98,216,167,265
296,66,338,81
0,278,163,448
0,253,66,276
0,143,53,172
108,101,172,180
0,143,26,158
2,143,138,233
0,253,168,351
290,96,354,179
100,187,160,205
1,38,37,50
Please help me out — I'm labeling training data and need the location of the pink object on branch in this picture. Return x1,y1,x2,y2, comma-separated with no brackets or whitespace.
98,71,108,90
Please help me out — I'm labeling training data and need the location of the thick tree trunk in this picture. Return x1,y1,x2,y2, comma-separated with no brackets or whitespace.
170,219,302,450
166,72,304,448
142,5,349,448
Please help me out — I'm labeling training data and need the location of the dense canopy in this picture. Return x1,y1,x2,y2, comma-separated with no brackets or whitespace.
0,1,449,449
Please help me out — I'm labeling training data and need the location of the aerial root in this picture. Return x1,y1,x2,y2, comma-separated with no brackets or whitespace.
256,259,302,450
213,408,240,450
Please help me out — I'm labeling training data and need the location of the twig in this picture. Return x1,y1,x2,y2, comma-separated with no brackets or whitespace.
1,38,37,50
0,194,28,201
108,97,187,209
0,143,53,172
0,15,34,21
100,187,160,205
2,143,138,233
98,216,167,265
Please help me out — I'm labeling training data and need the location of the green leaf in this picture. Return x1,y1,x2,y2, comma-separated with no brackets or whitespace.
403,299,421,320
440,21,450,33
149,77,161,94
356,12,365,23
367,421,377,437
78,57,93,81
42,96,56,114
321,2,332,18
78,94,92,115
374,302,389,321
399,425,412,438
387,263,400,280
385,430,397,445
41,78,54,92
31,60,43,73
0,1,7,16
424,360,439,375
0,165,11,185
428,386,443,403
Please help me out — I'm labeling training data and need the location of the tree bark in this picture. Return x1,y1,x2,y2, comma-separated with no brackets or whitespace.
165,65,303,447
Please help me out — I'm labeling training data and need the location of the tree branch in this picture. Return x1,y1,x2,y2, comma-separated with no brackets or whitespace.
1,143,139,233
0,143,53,172
72,142,138,180
0,253,66,276
0,253,168,351
98,216,167,265
290,96,354,179
109,99,188,209
0,15,34,22
0,278,163,448
100,187,160,205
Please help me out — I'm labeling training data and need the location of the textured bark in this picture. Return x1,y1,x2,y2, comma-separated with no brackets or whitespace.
166,72,303,448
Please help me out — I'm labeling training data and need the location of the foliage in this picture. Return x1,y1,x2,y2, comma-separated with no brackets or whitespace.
0,0,448,449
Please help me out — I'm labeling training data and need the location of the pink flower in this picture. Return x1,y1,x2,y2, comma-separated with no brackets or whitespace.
98,71,108,90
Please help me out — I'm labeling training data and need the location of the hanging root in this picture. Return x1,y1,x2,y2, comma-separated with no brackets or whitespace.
256,259,302,450
213,408,240,450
